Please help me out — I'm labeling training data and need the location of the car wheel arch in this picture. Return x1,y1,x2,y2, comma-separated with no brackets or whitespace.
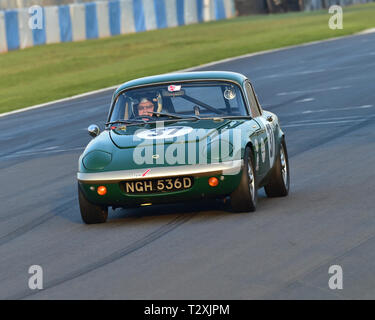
243,142,255,161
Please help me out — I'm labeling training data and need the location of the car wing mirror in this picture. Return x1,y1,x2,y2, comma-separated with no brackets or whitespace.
88,124,100,138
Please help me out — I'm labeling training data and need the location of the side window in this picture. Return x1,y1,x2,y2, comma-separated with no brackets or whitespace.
251,83,263,115
244,81,261,118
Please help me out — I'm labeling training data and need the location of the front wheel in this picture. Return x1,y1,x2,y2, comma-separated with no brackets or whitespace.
230,147,257,212
264,141,290,197
78,184,108,224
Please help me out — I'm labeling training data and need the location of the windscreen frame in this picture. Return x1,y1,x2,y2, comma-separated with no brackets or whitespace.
107,79,251,123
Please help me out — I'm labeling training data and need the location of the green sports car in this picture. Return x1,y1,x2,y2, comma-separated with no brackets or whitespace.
77,71,290,224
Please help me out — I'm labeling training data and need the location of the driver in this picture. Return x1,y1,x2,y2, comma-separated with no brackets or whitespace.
137,98,155,120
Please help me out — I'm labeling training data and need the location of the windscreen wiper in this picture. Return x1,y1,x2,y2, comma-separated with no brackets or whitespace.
105,119,146,126
152,111,200,120
200,115,252,121
217,116,252,119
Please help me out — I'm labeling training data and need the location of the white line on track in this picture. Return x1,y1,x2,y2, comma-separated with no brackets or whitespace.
260,65,355,80
7,146,60,155
295,98,315,103
283,115,369,124
283,119,369,128
357,28,375,35
277,85,352,96
0,147,84,160
261,69,327,79
0,87,118,119
302,105,373,114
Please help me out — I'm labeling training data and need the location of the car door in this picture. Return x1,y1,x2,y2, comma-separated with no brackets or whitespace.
244,80,273,178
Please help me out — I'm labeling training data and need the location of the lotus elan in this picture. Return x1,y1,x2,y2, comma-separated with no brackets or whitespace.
77,71,290,224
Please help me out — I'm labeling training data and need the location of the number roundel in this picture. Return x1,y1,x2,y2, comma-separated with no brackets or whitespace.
265,123,275,163
136,126,193,139
258,117,276,167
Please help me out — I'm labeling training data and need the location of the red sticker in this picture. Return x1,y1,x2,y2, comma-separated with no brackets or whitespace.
168,85,181,92
142,169,151,177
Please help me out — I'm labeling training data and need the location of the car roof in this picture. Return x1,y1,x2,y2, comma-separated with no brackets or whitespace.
114,71,248,95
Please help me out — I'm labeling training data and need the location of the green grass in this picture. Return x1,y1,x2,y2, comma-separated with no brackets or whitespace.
1,3,375,114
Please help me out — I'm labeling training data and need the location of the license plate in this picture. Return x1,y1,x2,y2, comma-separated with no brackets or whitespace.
122,176,193,194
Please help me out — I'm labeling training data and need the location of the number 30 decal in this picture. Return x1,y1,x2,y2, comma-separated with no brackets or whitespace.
259,117,275,167
265,123,275,161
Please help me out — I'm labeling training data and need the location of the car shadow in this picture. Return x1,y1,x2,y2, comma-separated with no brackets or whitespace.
107,191,270,224
51,187,270,225
108,198,232,223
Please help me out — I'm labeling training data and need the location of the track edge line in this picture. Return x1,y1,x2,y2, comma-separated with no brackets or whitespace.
1,28,374,119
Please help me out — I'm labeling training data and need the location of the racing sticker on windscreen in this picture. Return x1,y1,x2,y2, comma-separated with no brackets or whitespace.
168,85,181,92
136,126,193,139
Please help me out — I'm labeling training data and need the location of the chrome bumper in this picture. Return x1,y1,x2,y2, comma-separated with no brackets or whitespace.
77,160,243,183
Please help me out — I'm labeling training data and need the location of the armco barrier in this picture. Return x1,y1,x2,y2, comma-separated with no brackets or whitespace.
0,0,235,53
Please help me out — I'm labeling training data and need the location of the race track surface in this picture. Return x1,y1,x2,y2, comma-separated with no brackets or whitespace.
1,32,375,299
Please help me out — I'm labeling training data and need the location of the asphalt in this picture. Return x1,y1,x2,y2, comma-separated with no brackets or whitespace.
0,32,375,299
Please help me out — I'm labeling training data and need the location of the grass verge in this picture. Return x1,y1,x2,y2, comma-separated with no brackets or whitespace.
1,3,374,114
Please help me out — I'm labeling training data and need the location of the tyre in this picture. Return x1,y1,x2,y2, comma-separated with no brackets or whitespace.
264,140,290,197
230,147,257,212
78,184,108,224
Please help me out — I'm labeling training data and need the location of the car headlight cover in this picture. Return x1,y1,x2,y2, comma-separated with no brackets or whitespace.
83,150,112,170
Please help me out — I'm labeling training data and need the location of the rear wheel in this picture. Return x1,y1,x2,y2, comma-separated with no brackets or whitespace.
264,141,290,197
78,184,108,224
230,147,257,212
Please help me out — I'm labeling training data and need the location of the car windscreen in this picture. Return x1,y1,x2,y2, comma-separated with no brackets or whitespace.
109,81,248,122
